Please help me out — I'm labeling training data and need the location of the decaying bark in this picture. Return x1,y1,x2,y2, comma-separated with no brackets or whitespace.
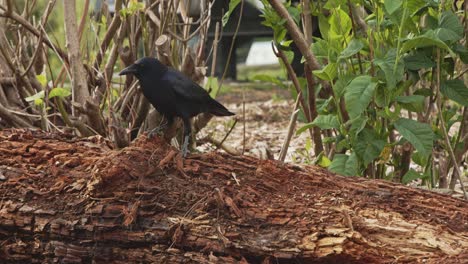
0,129,467,263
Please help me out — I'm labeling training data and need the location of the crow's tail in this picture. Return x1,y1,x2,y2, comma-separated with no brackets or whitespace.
209,99,235,116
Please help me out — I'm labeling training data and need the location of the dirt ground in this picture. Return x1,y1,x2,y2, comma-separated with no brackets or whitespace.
199,84,310,162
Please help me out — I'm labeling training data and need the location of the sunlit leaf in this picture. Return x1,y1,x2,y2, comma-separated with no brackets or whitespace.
49,87,71,99
313,63,337,81
205,77,219,98
36,74,47,87
25,91,45,102
34,98,44,106
317,155,331,168
329,9,351,37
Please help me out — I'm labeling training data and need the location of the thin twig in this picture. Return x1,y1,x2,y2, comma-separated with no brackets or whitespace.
269,0,321,71
210,22,220,77
0,5,68,61
436,49,467,200
20,0,56,78
454,67,468,79
242,86,246,155
279,93,301,162
217,118,238,148
216,0,244,97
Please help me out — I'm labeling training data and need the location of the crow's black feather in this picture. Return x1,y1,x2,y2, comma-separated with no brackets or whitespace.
119,57,234,156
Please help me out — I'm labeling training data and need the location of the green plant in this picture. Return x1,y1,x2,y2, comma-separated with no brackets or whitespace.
260,0,468,195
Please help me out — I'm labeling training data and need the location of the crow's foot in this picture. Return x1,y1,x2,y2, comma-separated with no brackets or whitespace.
181,135,190,158
148,124,168,138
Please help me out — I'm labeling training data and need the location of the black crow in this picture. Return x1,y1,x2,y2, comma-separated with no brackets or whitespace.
119,57,234,157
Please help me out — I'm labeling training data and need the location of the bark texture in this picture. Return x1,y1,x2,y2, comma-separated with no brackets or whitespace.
63,0,90,108
0,129,467,263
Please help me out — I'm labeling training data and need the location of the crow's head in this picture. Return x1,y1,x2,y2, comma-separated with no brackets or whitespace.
119,57,167,79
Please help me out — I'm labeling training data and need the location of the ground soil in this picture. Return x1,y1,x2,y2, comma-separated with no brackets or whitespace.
200,84,311,162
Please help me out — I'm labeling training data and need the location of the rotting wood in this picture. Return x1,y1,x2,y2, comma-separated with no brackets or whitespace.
0,129,467,263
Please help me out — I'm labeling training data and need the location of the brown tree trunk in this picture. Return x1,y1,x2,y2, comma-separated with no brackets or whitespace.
0,129,467,263
63,0,90,109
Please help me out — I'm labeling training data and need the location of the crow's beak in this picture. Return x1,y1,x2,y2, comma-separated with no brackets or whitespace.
119,64,138,75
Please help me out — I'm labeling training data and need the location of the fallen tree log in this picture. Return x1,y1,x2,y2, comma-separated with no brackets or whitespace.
0,129,467,263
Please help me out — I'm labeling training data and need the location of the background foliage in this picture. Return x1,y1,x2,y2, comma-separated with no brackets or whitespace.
259,0,467,194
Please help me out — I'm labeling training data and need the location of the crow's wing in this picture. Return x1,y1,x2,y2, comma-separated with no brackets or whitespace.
162,68,210,102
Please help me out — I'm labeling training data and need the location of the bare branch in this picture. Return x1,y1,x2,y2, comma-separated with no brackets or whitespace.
269,0,321,71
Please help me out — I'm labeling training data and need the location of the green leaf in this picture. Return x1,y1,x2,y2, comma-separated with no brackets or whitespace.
374,49,404,90
394,118,434,156
318,14,330,40
34,98,43,106
329,9,352,37
205,77,219,98
329,153,358,176
402,169,426,184
287,5,301,25
348,115,368,138
313,63,337,81
296,123,311,135
49,87,71,99
36,74,47,87
311,114,340,130
311,38,329,59
395,95,425,112
453,43,468,64
355,128,386,167
317,155,331,168
439,11,463,38
403,52,435,70
222,0,241,27
128,0,145,12
305,137,312,152
435,28,462,43
440,79,468,106
344,75,377,119
297,114,339,135
412,152,428,167
408,0,435,16
253,74,285,88
384,0,402,15
414,88,433,97
400,30,454,56
323,0,346,10
339,38,364,60
25,91,45,102
333,75,353,98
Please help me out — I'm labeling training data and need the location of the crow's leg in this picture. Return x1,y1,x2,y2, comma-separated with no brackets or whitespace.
181,117,191,157
148,116,174,138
